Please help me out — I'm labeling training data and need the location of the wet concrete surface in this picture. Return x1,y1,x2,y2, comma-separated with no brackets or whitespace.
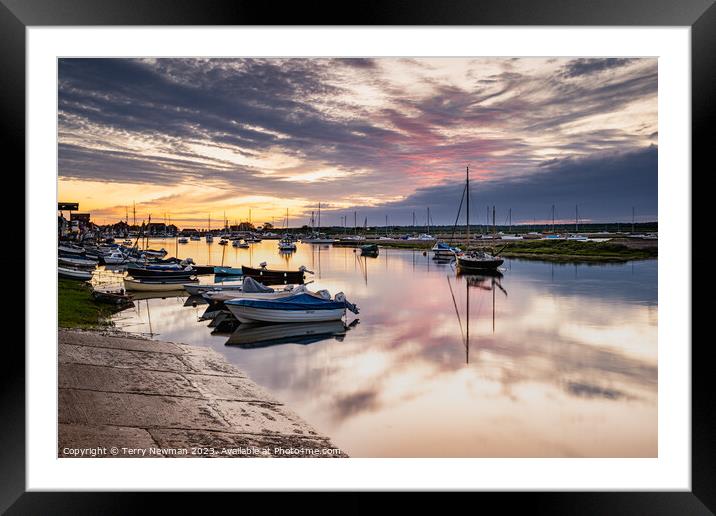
58,329,346,458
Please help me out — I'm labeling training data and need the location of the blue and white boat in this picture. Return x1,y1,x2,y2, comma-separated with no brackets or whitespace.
225,292,359,323
431,241,461,258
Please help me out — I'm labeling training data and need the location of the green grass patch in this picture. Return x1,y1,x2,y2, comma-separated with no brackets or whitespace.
494,240,657,261
58,278,121,329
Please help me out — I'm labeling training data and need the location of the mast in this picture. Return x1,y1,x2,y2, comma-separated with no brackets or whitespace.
427,207,430,235
133,201,136,227
354,211,357,235
575,205,579,232
509,208,512,232
632,206,635,233
466,166,470,245
552,204,555,232
318,202,321,230
492,205,496,237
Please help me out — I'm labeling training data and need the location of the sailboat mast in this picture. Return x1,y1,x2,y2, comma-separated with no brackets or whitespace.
318,202,321,230
466,166,470,245
575,205,579,232
427,207,430,235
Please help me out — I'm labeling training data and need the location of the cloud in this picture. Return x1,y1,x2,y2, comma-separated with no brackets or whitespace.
58,57,657,225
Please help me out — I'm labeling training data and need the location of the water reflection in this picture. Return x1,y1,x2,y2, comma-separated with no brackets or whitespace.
111,239,658,458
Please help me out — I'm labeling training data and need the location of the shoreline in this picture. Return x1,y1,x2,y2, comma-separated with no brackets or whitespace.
58,328,347,458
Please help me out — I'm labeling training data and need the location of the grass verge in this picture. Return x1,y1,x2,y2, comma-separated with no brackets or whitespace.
58,278,121,329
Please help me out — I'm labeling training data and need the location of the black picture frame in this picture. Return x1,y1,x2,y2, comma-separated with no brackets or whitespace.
3,0,708,511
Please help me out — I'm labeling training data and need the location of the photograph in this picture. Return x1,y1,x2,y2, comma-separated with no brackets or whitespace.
56,56,659,459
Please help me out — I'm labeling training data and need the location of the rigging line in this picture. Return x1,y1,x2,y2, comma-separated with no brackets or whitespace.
449,183,468,246
446,275,466,350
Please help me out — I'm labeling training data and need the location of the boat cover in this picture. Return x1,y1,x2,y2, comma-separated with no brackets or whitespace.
241,276,274,293
227,292,350,311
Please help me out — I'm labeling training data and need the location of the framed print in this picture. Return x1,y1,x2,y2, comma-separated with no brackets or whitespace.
3,0,710,511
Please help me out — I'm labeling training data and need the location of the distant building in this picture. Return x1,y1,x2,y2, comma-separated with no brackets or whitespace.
70,213,91,224
147,222,167,235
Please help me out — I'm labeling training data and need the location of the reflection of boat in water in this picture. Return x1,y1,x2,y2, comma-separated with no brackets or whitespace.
225,320,355,348
448,270,507,363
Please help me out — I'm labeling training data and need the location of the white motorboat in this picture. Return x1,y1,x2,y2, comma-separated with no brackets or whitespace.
232,239,250,248
566,234,589,241
225,291,358,324
101,250,127,264
177,237,189,244
278,238,297,251
190,235,201,241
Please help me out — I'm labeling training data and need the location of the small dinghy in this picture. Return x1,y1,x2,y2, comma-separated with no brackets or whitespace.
225,291,359,324
124,277,198,292
360,243,379,256
58,266,93,280
58,256,98,268
127,265,196,279
58,244,86,255
183,282,243,296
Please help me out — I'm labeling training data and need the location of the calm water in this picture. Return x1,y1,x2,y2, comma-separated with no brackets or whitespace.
106,238,657,458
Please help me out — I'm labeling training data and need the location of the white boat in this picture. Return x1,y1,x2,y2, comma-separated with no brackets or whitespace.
500,234,524,241
225,291,358,324
432,242,460,258
301,233,337,244
58,244,85,255
58,256,97,268
278,238,297,251
101,250,127,264
124,277,198,292
407,234,434,241
566,234,589,241
190,235,201,241
205,234,214,243
232,239,250,248
122,239,133,245
218,238,229,245
58,266,93,280
177,237,189,244
204,289,296,304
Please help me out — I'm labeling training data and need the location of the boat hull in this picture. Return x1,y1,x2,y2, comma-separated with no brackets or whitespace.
226,304,345,324
124,278,197,292
127,267,196,279
58,267,93,280
241,266,304,285
456,256,504,270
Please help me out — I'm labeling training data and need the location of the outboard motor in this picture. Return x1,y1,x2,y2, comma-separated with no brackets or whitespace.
259,261,267,268
335,292,359,314
298,265,315,274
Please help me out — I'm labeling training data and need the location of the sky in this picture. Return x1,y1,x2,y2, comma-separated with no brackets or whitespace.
57,57,657,228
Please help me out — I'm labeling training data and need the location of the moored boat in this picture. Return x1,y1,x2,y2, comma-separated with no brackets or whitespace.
241,265,307,284
127,265,196,279
225,291,359,323
58,256,98,268
124,277,198,292
360,243,379,256
58,266,93,280
431,241,460,258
